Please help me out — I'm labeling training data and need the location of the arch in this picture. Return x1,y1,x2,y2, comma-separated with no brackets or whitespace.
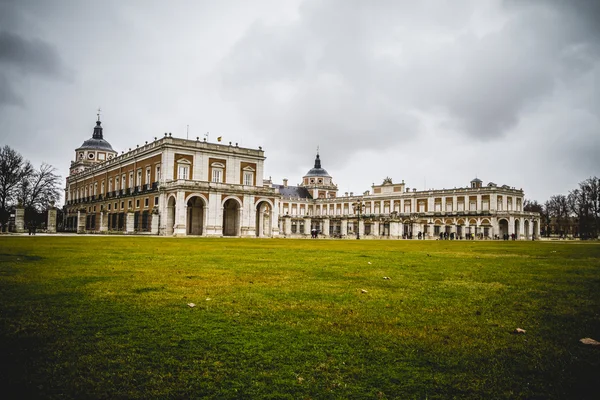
223,198,241,236
481,218,491,225
434,219,443,225
514,219,521,239
187,196,206,235
524,219,530,240
498,218,509,238
469,218,478,225
533,220,539,239
185,193,209,204
166,195,176,236
255,200,272,237
457,218,465,225
221,196,242,208
255,197,275,210
444,219,453,225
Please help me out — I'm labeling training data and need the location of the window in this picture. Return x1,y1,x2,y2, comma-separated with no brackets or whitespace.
108,178,112,192
154,196,159,206
244,172,253,186
178,165,189,180
121,201,125,209
144,198,149,208
145,168,151,184
108,203,111,211
93,206,96,212
469,200,476,211
98,153,105,160
136,199,140,208
94,182,98,195
121,175,126,190
101,182,105,194
128,200,132,209
129,172,134,188
136,170,142,186
155,165,161,181
115,202,118,210
212,168,222,183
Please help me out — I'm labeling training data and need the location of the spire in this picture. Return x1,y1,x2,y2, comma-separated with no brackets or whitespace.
92,108,103,139
314,152,321,169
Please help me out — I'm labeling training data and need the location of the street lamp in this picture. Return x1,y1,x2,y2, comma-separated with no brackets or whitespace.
352,201,365,239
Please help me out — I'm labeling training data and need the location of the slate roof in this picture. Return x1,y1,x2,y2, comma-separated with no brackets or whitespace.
77,119,115,152
273,185,313,199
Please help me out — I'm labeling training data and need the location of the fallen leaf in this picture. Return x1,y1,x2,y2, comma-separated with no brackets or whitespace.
361,289,368,293
368,262,372,265
513,328,526,334
187,303,196,308
580,337,600,346
205,298,212,301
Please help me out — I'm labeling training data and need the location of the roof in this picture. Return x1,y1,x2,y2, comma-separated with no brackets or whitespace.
77,119,115,152
77,138,115,151
304,153,331,178
274,185,313,199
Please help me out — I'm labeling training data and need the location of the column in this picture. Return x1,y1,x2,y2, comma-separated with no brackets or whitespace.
173,191,187,236
151,210,159,235
390,221,400,238
340,219,348,236
373,221,380,237
322,218,330,237
77,210,86,233
126,211,135,234
358,219,365,238
47,207,57,233
99,211,108,232
15,206,25,233
284,216,292,236
304,217,312,236
519,217,525,240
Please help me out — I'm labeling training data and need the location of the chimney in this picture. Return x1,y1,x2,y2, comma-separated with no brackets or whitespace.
350,192,354,197
283,178,288,187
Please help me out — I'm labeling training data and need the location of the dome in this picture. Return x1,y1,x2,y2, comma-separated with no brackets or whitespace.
76,119,115,152
77,137,115,151
304,153,330,177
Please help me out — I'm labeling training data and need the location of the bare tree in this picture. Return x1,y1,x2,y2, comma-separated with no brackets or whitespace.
18,162,61,212
523,199,544,214
546,194,570,236
0,146,33,222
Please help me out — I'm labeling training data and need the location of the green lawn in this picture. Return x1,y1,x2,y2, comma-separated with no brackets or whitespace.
1,237,599,399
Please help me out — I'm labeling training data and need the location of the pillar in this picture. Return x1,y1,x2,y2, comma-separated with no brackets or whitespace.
77,210,86,233
340,219,348,236
126,211,135,234
358,219,364,238
304,217,312,236
373,221,380,237
47,207,57,233
151,210,159,234
99,212,108,233
322,218,330,237
173,191,187,236
284,216,292,236
390,221,400,238
15,206,25,233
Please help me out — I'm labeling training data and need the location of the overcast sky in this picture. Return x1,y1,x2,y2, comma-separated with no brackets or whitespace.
1,0,598,202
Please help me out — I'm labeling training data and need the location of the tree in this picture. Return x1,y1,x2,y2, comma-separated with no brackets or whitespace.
546,194,570,236
18,162,61,211
523,199,544,214
570,177,600,239
0,146,33,223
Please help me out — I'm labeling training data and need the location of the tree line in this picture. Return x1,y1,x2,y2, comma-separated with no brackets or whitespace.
524,177,600,239
0,145,62,229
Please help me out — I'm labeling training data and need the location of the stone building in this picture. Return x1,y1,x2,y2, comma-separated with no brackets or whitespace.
276,154,541,240
64,115,540,239
63,116,279,236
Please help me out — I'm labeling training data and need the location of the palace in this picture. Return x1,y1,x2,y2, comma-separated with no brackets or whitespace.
63,116,541,239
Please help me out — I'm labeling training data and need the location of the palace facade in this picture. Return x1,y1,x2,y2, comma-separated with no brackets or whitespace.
64,117,541,239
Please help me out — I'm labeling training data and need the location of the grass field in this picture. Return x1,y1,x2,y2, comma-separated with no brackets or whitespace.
1,237,599,399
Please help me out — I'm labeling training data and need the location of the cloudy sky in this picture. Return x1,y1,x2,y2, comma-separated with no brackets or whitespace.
1,0,598,202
